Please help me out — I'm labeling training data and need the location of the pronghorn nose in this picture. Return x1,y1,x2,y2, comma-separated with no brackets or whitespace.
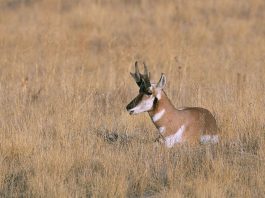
126,105,134,114
126,104,132,111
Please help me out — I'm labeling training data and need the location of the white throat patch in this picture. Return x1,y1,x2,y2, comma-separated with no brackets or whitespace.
156,90,162,100
165,125,186,148
152,109,165,122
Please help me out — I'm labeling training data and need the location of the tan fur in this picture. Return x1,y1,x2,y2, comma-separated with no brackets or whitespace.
148,91,218,144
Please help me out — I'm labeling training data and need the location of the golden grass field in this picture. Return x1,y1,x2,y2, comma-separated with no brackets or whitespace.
0,0,264,197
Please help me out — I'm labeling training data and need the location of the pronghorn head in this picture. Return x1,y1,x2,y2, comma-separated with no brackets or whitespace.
126,62,166,115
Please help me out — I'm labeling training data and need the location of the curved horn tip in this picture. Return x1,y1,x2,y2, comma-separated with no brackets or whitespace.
143,62,147,68
135,61,139,71
143,62,148,74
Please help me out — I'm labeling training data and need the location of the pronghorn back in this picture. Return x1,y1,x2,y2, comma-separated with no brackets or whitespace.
126,62,219,147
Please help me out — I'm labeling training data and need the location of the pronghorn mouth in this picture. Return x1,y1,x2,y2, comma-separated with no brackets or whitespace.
128,110,134,115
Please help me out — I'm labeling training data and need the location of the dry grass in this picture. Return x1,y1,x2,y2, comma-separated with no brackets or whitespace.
0,0,264,197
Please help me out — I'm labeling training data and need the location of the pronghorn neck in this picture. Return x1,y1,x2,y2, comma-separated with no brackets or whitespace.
148,90,175,127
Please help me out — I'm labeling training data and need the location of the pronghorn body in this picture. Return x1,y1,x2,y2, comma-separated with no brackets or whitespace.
126,62,219,148
148,91,218,147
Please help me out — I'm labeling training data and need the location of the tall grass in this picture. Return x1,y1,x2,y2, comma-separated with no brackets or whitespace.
0,0,264,197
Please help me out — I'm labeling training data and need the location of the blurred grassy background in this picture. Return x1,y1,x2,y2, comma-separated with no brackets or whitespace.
0,0,264,197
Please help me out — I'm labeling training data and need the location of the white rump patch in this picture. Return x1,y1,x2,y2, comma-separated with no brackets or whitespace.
158,126,165,134
152,109,165,122
165,125,185,148
200,135,219,144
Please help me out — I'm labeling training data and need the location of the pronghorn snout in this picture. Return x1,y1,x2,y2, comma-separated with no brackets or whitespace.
126,94,142,115
126,93,155,115
126,102,133,113
126,100,137,115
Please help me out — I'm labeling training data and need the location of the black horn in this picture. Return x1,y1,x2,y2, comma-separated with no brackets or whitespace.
143,62,150,78
130,61,151,87
130,61,141,86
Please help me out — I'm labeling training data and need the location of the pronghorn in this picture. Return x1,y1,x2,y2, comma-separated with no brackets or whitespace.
126,62,219,147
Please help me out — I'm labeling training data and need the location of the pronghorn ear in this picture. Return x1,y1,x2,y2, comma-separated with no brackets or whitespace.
156,73,166,89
